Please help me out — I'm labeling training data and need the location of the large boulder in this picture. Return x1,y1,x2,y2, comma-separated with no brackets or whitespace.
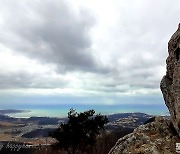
160,23,180,136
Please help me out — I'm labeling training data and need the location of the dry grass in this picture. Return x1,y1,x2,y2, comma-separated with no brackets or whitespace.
0,133,13,141
0,121,15,127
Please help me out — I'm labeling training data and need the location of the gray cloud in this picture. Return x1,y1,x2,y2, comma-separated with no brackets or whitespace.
0,0,101,72
0,72,34,89
0,71,68,89
92,0,180,92
0,0,180,96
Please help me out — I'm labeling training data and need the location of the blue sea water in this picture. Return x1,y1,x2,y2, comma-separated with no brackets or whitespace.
3,103,169,118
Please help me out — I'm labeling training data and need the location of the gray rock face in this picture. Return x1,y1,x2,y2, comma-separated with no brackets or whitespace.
160,24,180,136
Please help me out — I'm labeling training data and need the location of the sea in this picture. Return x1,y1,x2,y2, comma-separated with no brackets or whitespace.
3,103,169,118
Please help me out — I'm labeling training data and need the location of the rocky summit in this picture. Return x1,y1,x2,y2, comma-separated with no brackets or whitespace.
109,117,180,154
109,24,180,154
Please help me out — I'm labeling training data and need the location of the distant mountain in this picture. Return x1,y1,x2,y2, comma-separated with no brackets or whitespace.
0,112,152,125
107,112,152,123
0,109,29,115
0,114,17,122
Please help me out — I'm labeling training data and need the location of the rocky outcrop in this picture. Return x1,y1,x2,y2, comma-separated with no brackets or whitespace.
109,24,180,154
160,23,180,136
109,117,180,154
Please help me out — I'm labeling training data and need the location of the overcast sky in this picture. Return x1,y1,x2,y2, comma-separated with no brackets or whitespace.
0,0,180,106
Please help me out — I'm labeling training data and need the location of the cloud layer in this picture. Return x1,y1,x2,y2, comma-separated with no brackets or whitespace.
0,0,180,104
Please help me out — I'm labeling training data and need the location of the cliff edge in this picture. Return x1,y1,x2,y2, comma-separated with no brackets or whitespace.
161,23,180,137
109,24,180,154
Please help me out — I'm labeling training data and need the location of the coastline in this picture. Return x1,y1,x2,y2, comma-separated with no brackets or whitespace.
1,105,169,119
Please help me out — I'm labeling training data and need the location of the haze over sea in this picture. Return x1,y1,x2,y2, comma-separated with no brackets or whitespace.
2,103,169,118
